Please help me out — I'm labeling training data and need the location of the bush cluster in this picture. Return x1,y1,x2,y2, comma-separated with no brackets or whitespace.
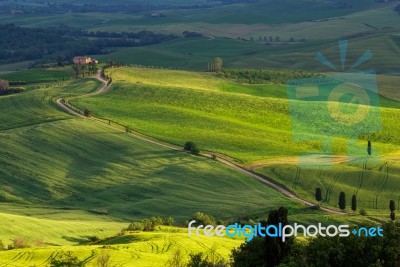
127,216,175,232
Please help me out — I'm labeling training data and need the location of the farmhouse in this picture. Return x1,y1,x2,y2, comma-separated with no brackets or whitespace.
73,56,98,65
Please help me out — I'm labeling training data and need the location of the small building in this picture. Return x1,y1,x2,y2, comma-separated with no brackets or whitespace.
73,56,98,65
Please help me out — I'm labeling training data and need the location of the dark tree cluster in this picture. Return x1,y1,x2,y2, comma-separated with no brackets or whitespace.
231,207,400,267
0,3,220,15
396,4,400,14
0,24,177,65
217,69,317,84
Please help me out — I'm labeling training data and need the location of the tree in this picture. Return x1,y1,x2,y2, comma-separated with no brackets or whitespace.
213,57,223,72
72,63,82,79
367,140,372,156
390,200,396,220
231,207,292,267
81,64,87,77
315,188,322,206
339,192,346,210
351,194,357,212
390,200,396,213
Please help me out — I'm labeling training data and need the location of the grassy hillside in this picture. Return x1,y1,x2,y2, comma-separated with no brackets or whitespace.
0,0,379,30
95,29,400,73
0,66,74,83
0,206,127,246
0,78,99,130
72,67,400,163
0,227,243,267
71,67,400,214
0,74,307,222
255,161,400,212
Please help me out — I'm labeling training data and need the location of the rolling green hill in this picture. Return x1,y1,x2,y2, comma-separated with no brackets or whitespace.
0,226,242,267
71,67,400,213
95,29,400,74
0,74,307,222
72,67,400,163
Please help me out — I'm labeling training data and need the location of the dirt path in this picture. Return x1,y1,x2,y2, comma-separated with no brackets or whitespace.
55,73,344,215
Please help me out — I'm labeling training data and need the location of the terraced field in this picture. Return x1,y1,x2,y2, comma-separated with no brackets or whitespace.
0,227,243,267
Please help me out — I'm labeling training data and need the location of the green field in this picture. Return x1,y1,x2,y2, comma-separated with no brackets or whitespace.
94,29,400,74
72,67,400,163
0,72,315,221
71,67,400,215
1,1,400,263
0,226,243,267
0,66,74,83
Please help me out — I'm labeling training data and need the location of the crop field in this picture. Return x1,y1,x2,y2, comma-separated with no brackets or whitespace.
0,0,391,41
255,161,400,212
72,67,400,163
71,67,400,215
0,74,307,222
0,0,399,264
0,66,74,83
0,78,100,130
0,206,127,246
0,227,243,267
94,29,400,73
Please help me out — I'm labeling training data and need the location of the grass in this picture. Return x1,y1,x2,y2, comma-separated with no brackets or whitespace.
72,67,400,163
71,67,400,215
0,66,74,83
0,226,243,267
95,28,400,74
0,78,100,130
255,161,400,213
0,72,305,222
0,118,303,220
0,206,126,246
0,213,385,266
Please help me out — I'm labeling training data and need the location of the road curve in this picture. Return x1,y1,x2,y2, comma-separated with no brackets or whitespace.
55,72,345,215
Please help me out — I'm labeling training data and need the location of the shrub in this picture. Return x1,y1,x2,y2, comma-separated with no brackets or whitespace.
359,209,368,216
150,216,164,226
128,216,175,232
164,216,175,226
97,253,111,267
142,219,155,231
12,237,30,249
34,238,45,247
88,236,100,243
189,212,216,226
128,222,144,231
0,240,5,251
84,108,91,117
184,141,200,155
50,251,82,267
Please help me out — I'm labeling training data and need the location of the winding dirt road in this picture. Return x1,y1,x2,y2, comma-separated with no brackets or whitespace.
55,73,344,215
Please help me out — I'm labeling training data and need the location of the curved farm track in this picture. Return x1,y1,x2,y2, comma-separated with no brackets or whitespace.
55,73,345,215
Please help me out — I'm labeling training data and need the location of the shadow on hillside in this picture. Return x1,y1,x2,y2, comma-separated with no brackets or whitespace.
100,235,139,245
